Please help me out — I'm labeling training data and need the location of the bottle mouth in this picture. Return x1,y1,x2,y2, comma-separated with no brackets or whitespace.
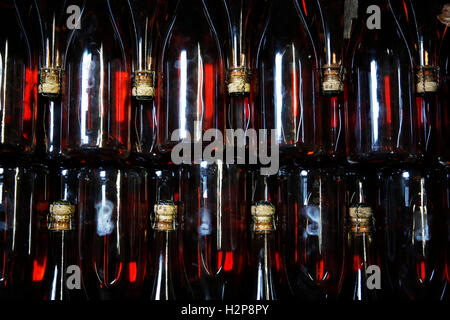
320,64,344,95
39,67,62,97
251,201,276,233
415,65,439,95
348,205,372,233
153,200,177,231
227,66,251,97
132,70,155,100
47,201,75,231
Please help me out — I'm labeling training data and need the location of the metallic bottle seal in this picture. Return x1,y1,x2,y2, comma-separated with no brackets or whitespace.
153,200,177,231
39,67,62,96
132,70,155,100
47,201,75,231
227,66,251,96
348,205,372,233
251,201,276,232
416,65,439,94
321,64,344,94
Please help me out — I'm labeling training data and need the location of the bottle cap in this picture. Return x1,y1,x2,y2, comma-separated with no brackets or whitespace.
153,200,177,231
227,66,251,96
438,4,450,26
132,70,155,100
251,201,276,232
348,205,372,233
47,201,75,231
39,67,62,96
321,64,344,94
416,65,439,94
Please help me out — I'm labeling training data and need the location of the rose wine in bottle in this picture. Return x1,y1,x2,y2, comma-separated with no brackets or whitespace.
78,165,146,299
404,0,443,165
149,200,188,300
179,162,246,300
378,168,441,300
276,166,345,300
438,6,450,165
34,0,68,162
41,201,83,300
157,0,225,160
339,170,379,301
256,0,320,164
247,201,278,300
345,0,419,164
0,0,37,156
314,0,346,162
126,0,171,163
0,165,34,299
63,0,130,160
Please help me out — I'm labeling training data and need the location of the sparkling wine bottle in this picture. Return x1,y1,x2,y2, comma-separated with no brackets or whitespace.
157,0,225,160
314,0,346,161
345,0,419,164
34,0,69,161
63,0,130,160
378,167,441,300
276,166,345,300
339,169,379,301
0,0,37,156
179,162,246,300
256,0,320,163
127,0,171,162
78,165,147,300
0,165,34,299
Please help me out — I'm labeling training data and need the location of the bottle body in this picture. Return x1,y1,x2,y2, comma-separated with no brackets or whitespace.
63,0,130,160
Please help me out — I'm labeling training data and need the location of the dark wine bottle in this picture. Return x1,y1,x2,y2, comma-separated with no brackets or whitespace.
157,0,224,160
63,0,130,160
345,0,419,164
0,0,37,156
339,170,379,301
34,0,68,162
256,0,320,163
276,166,345,300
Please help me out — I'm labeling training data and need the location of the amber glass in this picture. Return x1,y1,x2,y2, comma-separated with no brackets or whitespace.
0,165,33,299
34,0,69,161
157,0,225,158
257,0,320,162
62,0,130,160
345,0,419,164
275,166,345,300
127,0,171,162
0,1,37,156
178,163,246,300
377,167,442,300
338,169,378,300
78,165,147,300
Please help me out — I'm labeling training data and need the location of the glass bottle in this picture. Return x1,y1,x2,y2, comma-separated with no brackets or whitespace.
345,0,419,164
256,0,320,163
0,0,37,156
248,201,278,300
339,169,379,301
63,0,130,160
179,162,246,300
127,0,171,162
276,166,345,300
314,0,346,161
378,167,441,300
34,0,68,161
157,0,224,159
0,165,34,299
438,6,450,165
78,165,146,300
440,166,450,301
